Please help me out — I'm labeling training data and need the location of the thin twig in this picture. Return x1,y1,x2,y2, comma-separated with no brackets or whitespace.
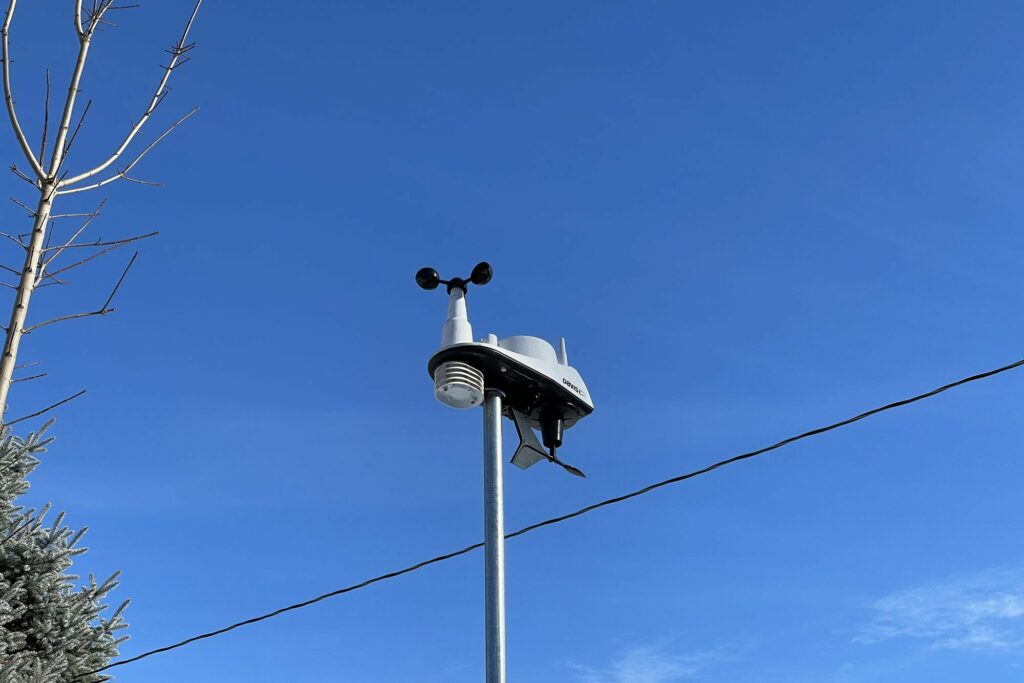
45,0,108,180
59,0,202,187
11,372,45,383
0,260,64,287
21,309,111,332
38,68,49,165
58,107,198,195
37,198,105,276
91,16,118,30
1,0,44,178
23,251,137,333
48,212,99,219
0,232,26,248
9,195,34,215
61,98,91,160
43,230,157,253
5,389,86,426
100,250,136,310
8,164,35,186
43,240,127,279
117,173,160,187
83,0,115,36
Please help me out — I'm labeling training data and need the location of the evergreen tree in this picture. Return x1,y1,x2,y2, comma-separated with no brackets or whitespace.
0,425,126,682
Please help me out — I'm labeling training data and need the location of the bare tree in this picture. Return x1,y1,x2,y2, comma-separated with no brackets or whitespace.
0,0,201,421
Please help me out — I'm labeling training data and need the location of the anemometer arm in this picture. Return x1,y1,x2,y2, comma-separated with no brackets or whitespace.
416,262,492,294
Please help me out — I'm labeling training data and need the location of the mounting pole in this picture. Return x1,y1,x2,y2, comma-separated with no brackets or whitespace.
483,389,506,683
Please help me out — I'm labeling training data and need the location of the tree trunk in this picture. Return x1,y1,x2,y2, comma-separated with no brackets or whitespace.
0,184,55,416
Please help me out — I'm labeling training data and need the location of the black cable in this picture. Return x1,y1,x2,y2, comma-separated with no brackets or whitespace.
78,541,487,679
79,357,1024,678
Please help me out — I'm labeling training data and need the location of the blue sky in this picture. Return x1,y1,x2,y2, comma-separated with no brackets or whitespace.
4,1,1024,681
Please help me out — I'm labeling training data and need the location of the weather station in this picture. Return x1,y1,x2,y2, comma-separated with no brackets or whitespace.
417,261,595,683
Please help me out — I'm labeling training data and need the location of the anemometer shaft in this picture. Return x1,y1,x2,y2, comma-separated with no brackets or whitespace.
483,390,507,683
442,288,474,347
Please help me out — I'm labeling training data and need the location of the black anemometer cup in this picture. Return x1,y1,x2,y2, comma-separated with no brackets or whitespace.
416,262,492,293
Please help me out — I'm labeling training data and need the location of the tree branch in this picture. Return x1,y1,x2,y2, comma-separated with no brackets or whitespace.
74,0,84,39
58,106,197,195
9,195,34,215
61,97,91,161
23,251,136,333
58,0,201,187
44,0,109,180
37,198,105,274
83,0,116,37
38,68,49,164
4,388,86,426
0,232,26,248
117,172,160,187
11,371,44,383
8,163,35,186
1,0,44,178
0,260,65,287
41,237,132,280
43,229,157,254
48,212,100,219
100,249,135,308
22,308,110,331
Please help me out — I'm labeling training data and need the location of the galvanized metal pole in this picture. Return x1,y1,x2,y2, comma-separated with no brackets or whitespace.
482,389,506,683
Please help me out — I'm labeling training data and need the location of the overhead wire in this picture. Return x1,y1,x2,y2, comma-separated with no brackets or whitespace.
78,356,1024,679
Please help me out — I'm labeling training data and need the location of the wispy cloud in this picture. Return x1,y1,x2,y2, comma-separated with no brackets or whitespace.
857,567,1024,651
571,645,720,683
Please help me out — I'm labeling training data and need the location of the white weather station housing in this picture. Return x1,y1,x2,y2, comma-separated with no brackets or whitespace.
418,261,594,475
417,261,595,683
